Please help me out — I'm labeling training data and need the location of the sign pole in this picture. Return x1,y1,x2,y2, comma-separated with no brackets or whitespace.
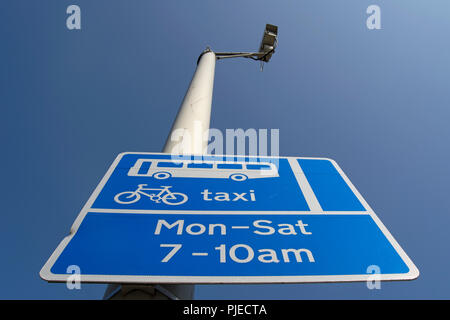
104,49,216,300
163,48,216,155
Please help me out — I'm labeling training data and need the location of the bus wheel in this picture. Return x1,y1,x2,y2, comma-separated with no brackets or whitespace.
230,173,247,181
153,171,171,180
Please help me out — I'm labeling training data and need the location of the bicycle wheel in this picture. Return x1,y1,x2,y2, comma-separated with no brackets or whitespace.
114,191,140,204
162,192,188,206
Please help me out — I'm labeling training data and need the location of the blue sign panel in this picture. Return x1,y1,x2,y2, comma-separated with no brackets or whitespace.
40,152,418,284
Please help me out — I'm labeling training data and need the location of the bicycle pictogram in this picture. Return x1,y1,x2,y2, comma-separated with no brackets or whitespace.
114,184,188,206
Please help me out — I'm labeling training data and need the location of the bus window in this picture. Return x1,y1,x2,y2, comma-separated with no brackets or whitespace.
157,161,184,168
217,163,242,169
138,161,152,174
246,164,271,170
187,163,213,169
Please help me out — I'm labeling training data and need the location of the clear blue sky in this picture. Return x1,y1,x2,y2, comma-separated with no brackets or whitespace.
1,0,449,299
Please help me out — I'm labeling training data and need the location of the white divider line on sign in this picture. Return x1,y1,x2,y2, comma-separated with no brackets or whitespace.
287,158,323,213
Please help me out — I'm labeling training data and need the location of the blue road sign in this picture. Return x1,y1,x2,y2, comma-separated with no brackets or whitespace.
40,152,418,284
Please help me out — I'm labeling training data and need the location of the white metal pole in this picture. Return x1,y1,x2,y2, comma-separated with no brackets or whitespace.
104,49,216,300
163,49,216,155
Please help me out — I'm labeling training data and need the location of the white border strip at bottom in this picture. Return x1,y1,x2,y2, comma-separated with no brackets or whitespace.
43,271,419,284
